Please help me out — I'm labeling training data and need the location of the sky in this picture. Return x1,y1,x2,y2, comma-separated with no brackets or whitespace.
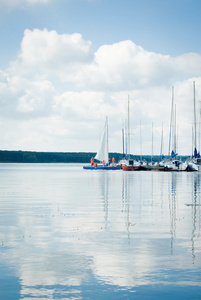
0,0,201,156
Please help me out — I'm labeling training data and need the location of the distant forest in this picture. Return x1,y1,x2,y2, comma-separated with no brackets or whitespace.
0,150,189,163
0,150,122,163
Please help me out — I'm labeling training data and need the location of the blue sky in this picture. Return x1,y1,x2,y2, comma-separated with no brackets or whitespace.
0,0,201,155
1,0,201,66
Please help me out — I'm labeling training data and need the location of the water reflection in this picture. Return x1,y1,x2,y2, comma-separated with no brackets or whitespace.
0,164,201,299
169,172,177,254
121,172,131,242
100,172,109,227
190,171,201,264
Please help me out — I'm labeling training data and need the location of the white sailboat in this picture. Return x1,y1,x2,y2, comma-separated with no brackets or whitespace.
94,117,109,164
187,81,200,171
83,117,121,170
120,97,141,170
164,87,188,171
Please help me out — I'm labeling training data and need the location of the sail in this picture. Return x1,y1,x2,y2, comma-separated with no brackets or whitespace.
194,147,198,158
95,117,109,163
171,150,177,158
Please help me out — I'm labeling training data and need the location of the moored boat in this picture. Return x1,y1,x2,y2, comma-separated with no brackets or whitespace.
187,81,200,171
121,159,141,171
83,117,121,170
163,158,188,171
145,161,160,171
83,164,121,170
186,158,199,171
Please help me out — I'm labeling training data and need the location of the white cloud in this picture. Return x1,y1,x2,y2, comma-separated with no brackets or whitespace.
10,29,201,91
0,72,55,119
9,29,93,83
53,91,111,121
1,29,201,154
17,80,55,114
21,28,92,65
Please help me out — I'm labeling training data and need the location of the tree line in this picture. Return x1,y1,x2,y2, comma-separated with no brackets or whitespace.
0,150,123,163
0,150,189,163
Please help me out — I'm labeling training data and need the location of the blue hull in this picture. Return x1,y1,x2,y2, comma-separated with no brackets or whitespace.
83,165,121,170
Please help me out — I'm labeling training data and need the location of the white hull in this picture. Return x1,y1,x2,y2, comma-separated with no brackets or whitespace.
162,160,188,171
187,161,199,171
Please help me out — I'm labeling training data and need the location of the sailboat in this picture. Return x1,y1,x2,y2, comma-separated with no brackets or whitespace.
163,87,188,171
187,81,200,171
121,97,141,171
83,117,121,170
145,122,161,170
158,123,167,170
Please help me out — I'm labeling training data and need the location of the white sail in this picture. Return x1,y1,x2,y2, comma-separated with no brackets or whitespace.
95,117,109,163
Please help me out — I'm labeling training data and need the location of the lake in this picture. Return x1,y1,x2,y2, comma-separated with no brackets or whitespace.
0,163,201,299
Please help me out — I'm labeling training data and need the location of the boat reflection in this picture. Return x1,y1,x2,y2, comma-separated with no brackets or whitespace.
190,171,201,264
0,165,201,299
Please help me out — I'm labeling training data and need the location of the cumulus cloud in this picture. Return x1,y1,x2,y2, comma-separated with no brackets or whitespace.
78,42,201,91
0,72,55,119
11,29,201,91
2,28,201,153
9,29,93,82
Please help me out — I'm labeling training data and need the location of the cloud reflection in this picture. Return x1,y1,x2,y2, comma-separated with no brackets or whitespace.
0,165,201,298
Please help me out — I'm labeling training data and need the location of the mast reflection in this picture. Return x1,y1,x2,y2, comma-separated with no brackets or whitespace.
190,172,201,264
169,172,177,255
121,172,131,243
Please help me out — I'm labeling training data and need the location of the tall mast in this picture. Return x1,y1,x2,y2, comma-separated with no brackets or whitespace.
151,122,153,162
127,95,130,159
174,104,176,155
140,119,142,161
122,128,125,158
122,118,126,159
193,81,197,151
125,119,128,158
160,123,164,157
192,124,194,157
199,101,201,153
169,86,174,156
106,116,109,162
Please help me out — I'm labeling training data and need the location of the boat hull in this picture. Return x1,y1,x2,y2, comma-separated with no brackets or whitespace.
121,165,141,171
144,165,163,171
186,162,199,172
83,165,121,170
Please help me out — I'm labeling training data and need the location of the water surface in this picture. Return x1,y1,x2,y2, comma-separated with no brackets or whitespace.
0,163,201,299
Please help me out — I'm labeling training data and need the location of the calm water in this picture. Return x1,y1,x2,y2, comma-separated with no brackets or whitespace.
0,163,201,300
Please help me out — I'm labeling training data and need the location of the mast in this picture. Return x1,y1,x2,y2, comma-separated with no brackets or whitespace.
127,95,130,159
151,122,153,162
169,86,174,156
122,117,126,159
140,119,142,161
192,124,194,157
193,81,197,153
125,119,128,158
160,123,164,157
199,101,201,154
106,116,109,161
174,104,176,156
122,128,125,159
